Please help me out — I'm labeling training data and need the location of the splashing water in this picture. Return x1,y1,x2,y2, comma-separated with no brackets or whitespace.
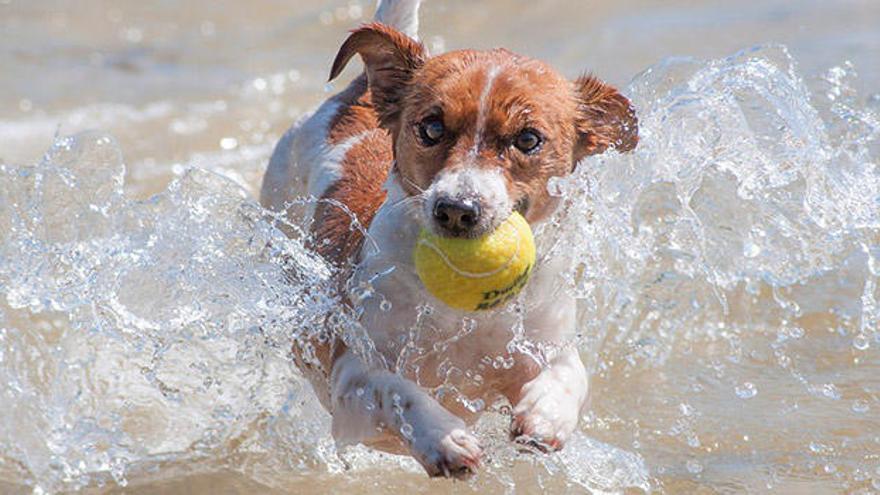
547,45,880,492
550,45,880,357
1,45,879,493
0,130,350,491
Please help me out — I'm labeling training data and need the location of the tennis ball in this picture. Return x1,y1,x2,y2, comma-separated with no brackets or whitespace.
413,211,536,311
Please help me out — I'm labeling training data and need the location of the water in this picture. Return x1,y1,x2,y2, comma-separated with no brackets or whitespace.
2,1,880,493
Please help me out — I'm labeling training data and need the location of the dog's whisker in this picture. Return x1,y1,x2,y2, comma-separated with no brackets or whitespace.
368,192,427,227
394,164,427,194
387,193,426,213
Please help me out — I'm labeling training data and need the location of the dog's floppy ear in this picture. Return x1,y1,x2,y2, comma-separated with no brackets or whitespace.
329,22,427,130
572,75,638,162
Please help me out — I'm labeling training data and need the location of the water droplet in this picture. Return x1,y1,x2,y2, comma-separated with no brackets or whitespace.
547,177,567,197
219,137,238,150
400,423,414,438
853,333,870,350
743,240,761,258
735,382,757,399
819,383,841,400
199,21,216,37
348,4,363,19
379,299,392,312
809,441,831,454
122,26,143,43
785,326,805,339
686,459,703,474
776,353,791,368
866,246,880,276
463,398,485,413
852,399,870,414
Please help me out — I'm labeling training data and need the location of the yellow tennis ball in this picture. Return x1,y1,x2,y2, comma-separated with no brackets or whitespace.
413,211,536,311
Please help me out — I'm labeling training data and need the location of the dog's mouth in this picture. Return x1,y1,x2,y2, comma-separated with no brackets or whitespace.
513,195,530,217
423,194,533,240
419,166,529,240
429,202,531,240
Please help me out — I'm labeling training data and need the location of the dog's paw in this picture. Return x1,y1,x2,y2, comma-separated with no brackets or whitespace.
510,378,581,452
411,427,482,479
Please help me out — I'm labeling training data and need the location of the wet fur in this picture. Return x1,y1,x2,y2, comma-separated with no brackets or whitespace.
260,0,637,478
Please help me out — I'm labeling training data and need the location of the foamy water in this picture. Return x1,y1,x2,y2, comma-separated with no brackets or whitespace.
2,1,880,494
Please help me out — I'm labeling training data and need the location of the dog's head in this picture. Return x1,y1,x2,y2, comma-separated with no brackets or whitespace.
330,23,638,238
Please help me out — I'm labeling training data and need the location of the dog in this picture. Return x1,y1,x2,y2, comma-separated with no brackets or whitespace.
260,0,637,478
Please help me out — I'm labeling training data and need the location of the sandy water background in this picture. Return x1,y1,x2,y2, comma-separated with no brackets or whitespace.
2,1,880,493
3,0,878,185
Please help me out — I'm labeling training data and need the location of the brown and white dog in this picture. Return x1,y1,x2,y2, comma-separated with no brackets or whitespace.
260,0,637,478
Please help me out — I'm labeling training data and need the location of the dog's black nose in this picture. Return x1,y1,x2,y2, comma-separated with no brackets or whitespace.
433,198,481,233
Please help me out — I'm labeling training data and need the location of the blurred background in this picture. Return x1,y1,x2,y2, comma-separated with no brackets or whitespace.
1,1,880,494
1,0,878,197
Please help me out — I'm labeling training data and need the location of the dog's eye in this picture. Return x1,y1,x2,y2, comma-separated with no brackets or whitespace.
418,117,445,146
514,129,542,154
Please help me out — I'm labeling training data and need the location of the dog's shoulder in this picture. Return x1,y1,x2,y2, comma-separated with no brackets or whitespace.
310,75,393,267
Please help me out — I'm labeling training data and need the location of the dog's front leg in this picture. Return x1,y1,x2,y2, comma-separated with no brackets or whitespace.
509,347,588,451
330,350,482,477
